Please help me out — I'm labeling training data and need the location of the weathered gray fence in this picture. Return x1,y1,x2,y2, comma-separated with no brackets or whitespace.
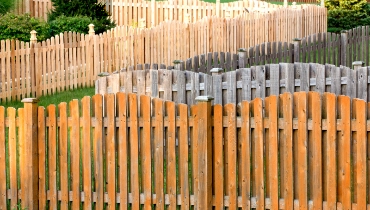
95,62,370,106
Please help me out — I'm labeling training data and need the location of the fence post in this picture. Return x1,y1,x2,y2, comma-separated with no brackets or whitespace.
238,48,247,68
320,0,325,7
283,0,288,8
89,24,95,36
30,30,37,44
352,61,365,71
30,31,37,97
195,95,214,209
293,38,301,63
340,30,348,67
21,98,39,210
173,60,183,70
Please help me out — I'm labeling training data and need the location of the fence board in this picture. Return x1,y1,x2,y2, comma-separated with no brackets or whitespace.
106,94,116,209
82,96,92,210
0,107,5,209
58,102,68,210
48,105,58,209
37,107,46,209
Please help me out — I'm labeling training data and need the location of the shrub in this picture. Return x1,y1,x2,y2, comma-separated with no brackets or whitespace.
0,13,50,42
325,0,370,33
48,15,115,36
0,0,16,14
48,0,115,34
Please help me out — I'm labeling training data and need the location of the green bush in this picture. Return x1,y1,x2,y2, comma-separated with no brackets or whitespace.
48,0,115,34
48,15,115,37
0,13,50,42
0,0,16,14
326,0,370,33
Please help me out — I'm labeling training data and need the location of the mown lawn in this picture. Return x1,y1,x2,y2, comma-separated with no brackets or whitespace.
0,87,95,109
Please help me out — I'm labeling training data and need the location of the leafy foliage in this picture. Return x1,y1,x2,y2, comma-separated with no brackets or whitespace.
325,0,370,33
49,15,92,36
0,13,49,42
48,0,115,34
0,0,16,14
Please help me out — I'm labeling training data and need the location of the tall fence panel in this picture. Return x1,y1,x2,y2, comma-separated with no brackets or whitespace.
1,92,370,209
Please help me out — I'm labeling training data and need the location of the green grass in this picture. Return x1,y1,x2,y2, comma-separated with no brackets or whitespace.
0,87,95,109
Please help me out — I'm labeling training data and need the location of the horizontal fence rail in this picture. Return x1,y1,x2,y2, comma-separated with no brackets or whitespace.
95,62,370,106
1,91,370,209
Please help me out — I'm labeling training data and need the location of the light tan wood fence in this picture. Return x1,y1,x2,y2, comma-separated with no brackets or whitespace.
1,91,370,209
11,0,325,28
105,0,283,27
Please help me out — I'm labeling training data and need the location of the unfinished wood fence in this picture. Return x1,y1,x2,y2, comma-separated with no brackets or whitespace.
12,0,52,21
1,91,370,209
96,62,370,106
12,0,323,27
105,0,283,27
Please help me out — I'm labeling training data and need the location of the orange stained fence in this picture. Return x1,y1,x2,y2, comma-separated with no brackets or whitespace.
0,91,369,209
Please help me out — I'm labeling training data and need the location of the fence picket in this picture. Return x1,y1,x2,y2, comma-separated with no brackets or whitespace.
58,102,68,210
153,98,164,210
37,106,46,209
8,108,17,208
265,96,278,209
106,94,116,209
70,99,80,208
178,103,189,209
353,98,367,209
47,105,58,209
279,93,293,209
117,93,128,210
308,92,322,209
165,101,177,210
0,107,5,209
93,95,104,209
128,94,140,210
82,96,92,210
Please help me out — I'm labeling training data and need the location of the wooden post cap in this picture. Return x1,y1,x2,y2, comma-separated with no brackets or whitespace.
195,96,214,102
238,48,247,52
293,38,302,42
89,24,95,35
21,98,39,103
30,30,37,43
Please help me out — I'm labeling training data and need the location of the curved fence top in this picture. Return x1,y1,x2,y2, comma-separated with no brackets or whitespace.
96,62,370,106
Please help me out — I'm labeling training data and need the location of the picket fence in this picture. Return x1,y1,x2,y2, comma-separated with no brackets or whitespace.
11,0,323,27
105,0,283,27
95,62,370,106
1,91,370,209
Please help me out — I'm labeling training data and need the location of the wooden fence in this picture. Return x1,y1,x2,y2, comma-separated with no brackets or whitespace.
0,7,327,102
1,91,370,209
11,0,324,27
105,0,283,27
12,0,52,21
95,62,370,106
